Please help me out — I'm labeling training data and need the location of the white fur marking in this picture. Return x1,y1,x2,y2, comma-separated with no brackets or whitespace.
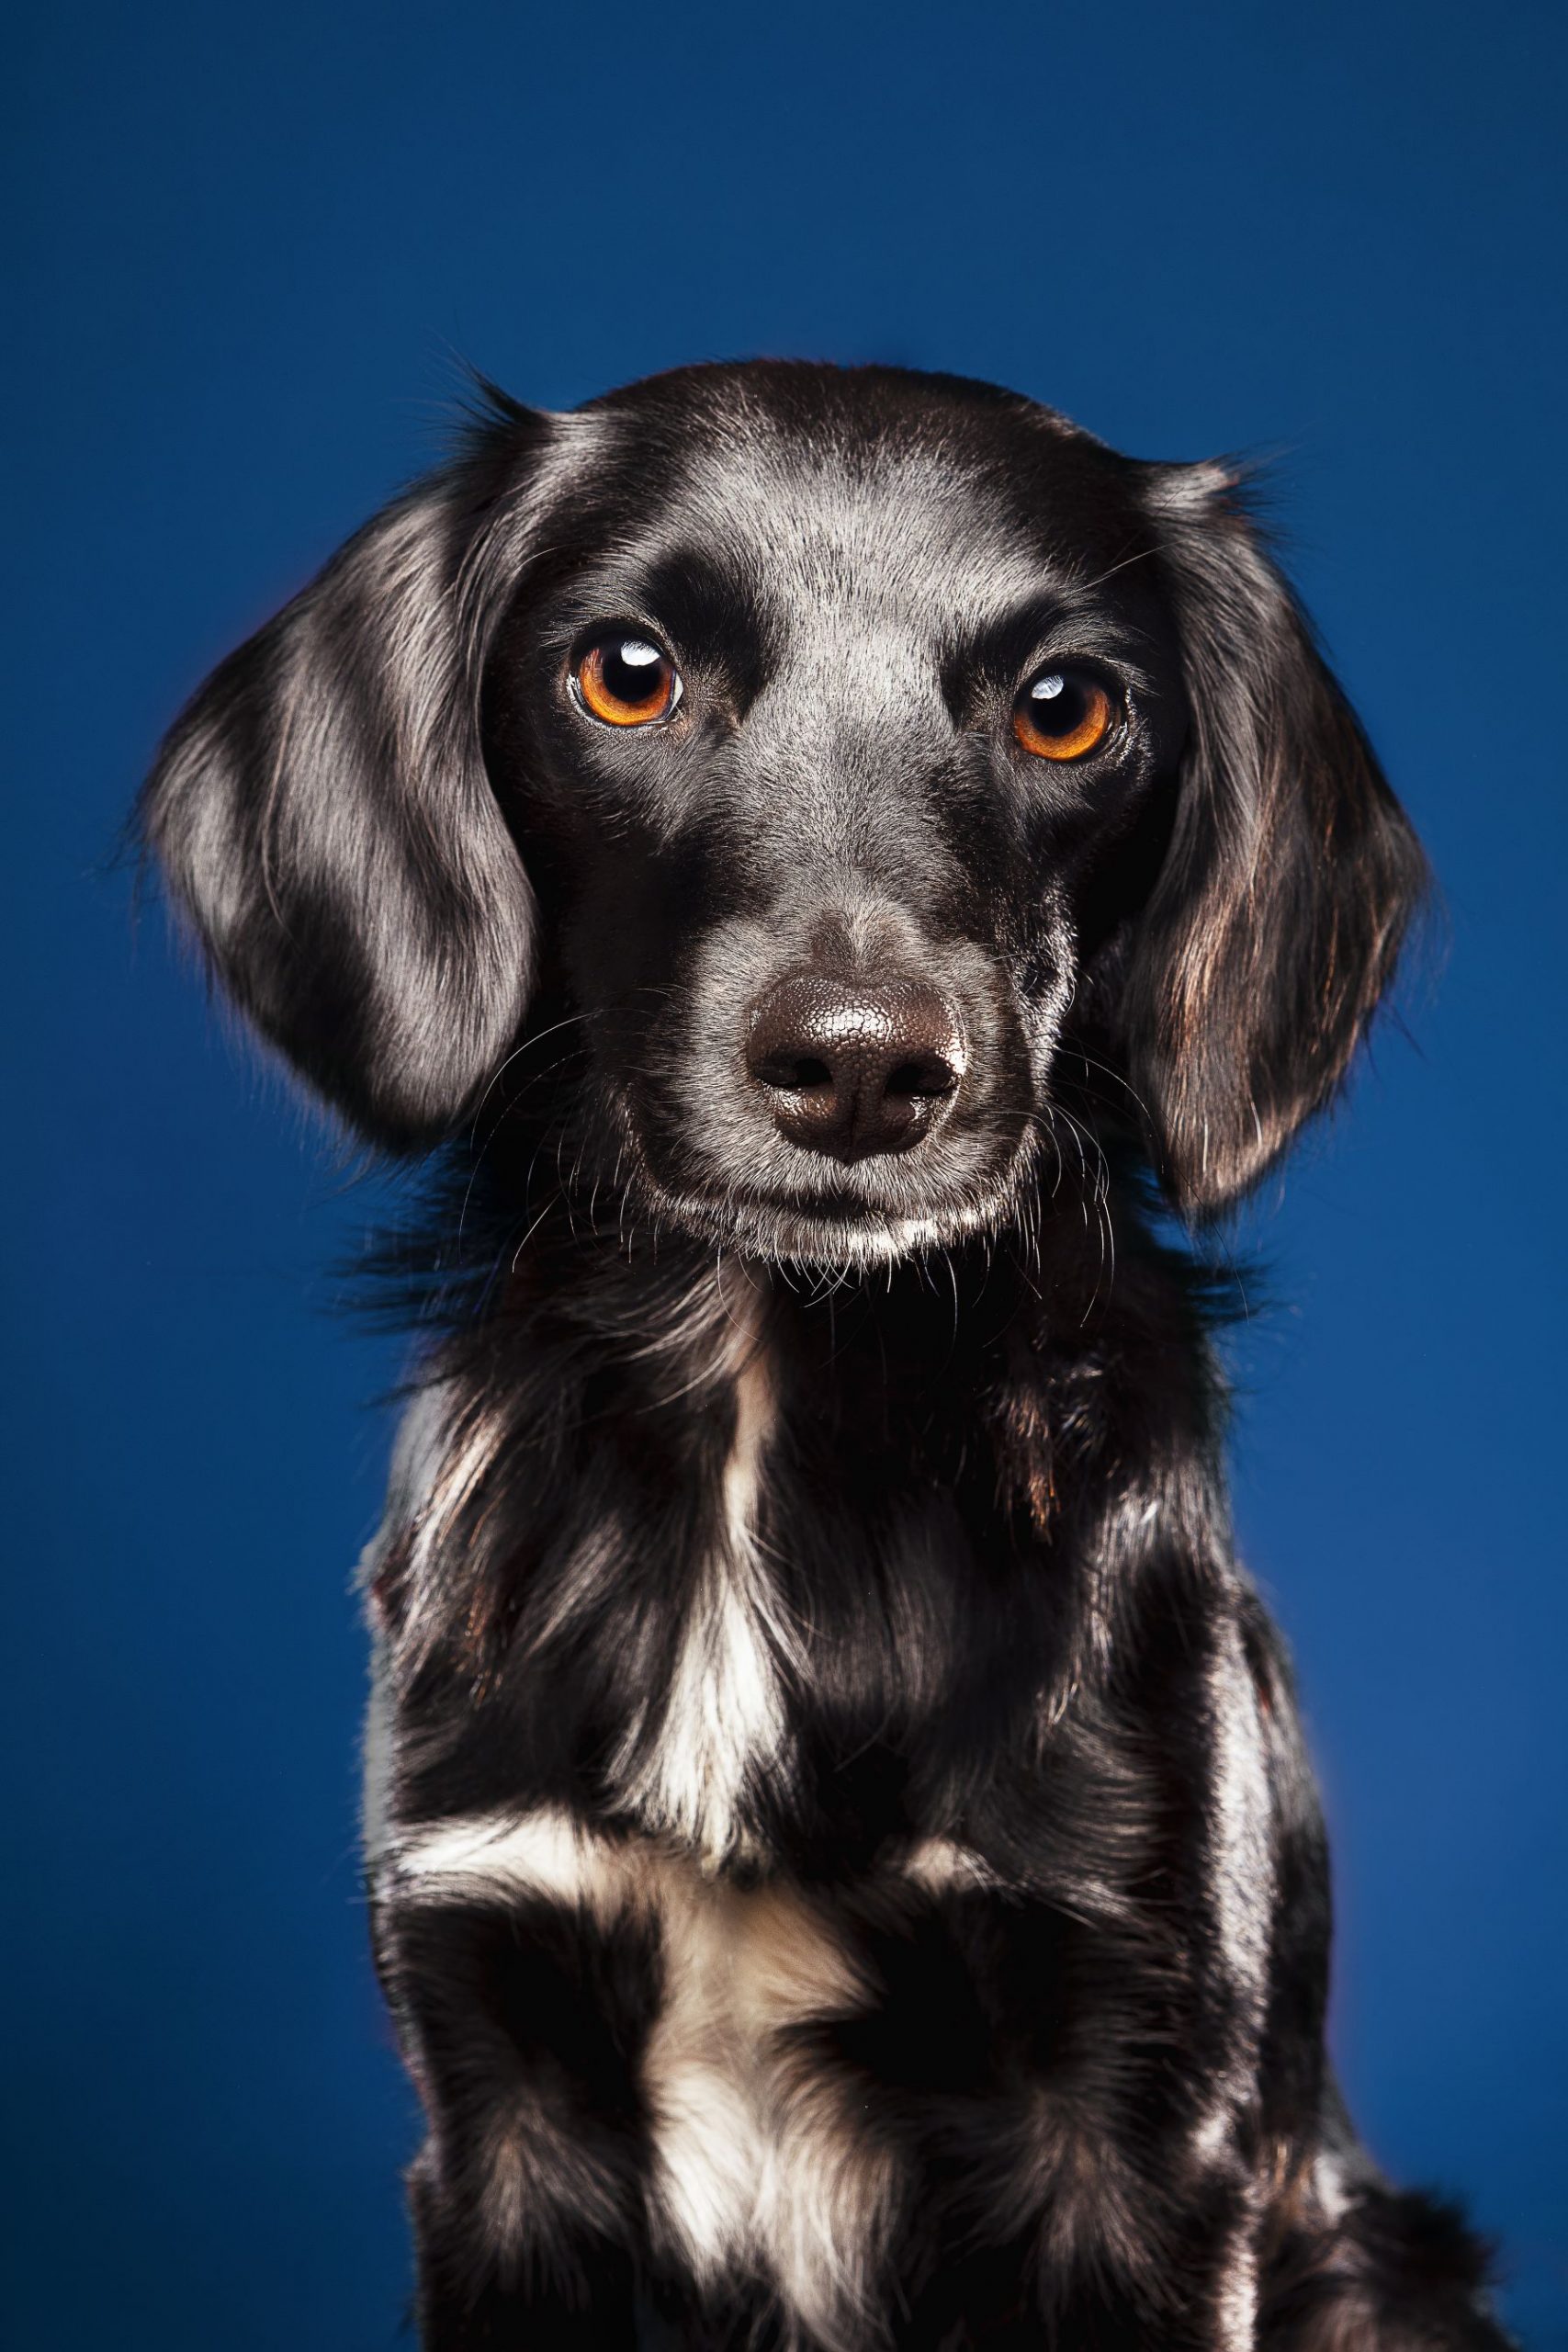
1213,2230,1260,2352
360,1636,397,1870
1210,1626,1273,2007
618,1337,793,1865
641,1873,764,2279
392,1805,637,1922
1197,1621,1276,2178
900,1836,998,1897
1312,2144,1353,2227
642,1870,894,2346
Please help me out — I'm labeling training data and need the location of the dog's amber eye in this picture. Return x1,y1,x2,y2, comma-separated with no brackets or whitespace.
573,634,682,727
1013,667,1114,762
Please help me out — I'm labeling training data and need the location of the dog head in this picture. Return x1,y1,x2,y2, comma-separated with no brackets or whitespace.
141,362,1424,1261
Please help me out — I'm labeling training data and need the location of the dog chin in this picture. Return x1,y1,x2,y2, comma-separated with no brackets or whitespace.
645,1182,1017,1271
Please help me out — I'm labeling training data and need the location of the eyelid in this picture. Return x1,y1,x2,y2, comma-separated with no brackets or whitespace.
563,610,683,668
1024,656,1138,716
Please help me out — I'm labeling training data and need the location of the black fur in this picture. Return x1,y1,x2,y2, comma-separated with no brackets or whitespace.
141,362,1508,2349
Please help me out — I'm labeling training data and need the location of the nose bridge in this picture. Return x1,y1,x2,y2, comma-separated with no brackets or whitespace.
739,618,952,916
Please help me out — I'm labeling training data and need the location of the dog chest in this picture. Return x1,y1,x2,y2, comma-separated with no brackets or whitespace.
610,1341,795,1870
389,1806,916,2342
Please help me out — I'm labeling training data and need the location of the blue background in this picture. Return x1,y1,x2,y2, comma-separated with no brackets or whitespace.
6,1,1565,2343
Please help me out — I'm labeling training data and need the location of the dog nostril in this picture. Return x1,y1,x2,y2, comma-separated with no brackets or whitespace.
757,1052,834,1091
745,975,965,1163
886,1054,957,1099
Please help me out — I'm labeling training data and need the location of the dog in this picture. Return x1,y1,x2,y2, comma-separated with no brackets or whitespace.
141,362,1512,2350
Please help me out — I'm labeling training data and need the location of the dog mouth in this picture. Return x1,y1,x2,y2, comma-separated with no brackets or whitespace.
624,1140,1039,1269
597,956,1044,1266
653,1192,1015,1268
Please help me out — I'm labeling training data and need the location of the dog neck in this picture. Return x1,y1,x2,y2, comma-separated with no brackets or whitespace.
364,1159,1234,1872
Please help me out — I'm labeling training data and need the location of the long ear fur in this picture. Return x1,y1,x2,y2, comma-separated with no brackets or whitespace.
139,402,549,1148
1119,464,1428,1217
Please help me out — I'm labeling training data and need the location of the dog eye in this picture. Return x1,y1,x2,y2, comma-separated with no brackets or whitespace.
573,633,682,727
1012,666,1114,762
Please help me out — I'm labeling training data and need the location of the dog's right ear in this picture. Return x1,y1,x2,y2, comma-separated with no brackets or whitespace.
139,404,551,1148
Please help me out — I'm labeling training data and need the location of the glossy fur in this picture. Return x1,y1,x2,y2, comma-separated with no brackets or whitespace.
142,362,1509,2348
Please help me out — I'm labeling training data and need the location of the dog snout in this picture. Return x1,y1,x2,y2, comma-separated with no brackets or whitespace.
745,974,965,1163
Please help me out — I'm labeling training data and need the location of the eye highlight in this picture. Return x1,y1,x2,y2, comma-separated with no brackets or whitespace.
573,632,682,727
1012,666,1115,762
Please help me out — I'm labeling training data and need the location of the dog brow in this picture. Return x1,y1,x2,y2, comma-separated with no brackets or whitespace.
637,544,776,680
938,589,1159,709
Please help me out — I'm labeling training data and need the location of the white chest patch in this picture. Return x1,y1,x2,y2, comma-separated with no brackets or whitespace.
614,1342,795,1869
389,1808,903,2349
640,1858,897,2349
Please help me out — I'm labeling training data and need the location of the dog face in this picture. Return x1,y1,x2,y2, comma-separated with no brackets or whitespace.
478,371,1195,1265
142,363,1425,1257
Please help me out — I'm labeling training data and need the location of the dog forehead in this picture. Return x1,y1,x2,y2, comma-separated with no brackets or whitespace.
671,430,1029,614
568,371,1148,640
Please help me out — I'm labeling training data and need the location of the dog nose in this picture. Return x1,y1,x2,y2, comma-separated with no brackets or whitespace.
745,976,965,1162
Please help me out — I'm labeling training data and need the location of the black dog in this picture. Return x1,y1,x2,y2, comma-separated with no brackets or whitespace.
141,362,1511,2350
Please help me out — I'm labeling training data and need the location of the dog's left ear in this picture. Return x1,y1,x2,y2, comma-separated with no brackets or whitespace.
140,405,550,1148
1111,462,1428,1218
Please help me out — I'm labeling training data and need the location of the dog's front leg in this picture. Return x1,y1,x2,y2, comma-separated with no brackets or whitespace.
371,1849,660,2350
975,1587,1285,2352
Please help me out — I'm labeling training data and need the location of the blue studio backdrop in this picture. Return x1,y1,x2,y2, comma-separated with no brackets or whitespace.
6,2,1565,2344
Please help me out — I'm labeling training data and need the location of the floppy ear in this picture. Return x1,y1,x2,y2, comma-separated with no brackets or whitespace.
139,407,548,1148
1114,463,1428,1218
